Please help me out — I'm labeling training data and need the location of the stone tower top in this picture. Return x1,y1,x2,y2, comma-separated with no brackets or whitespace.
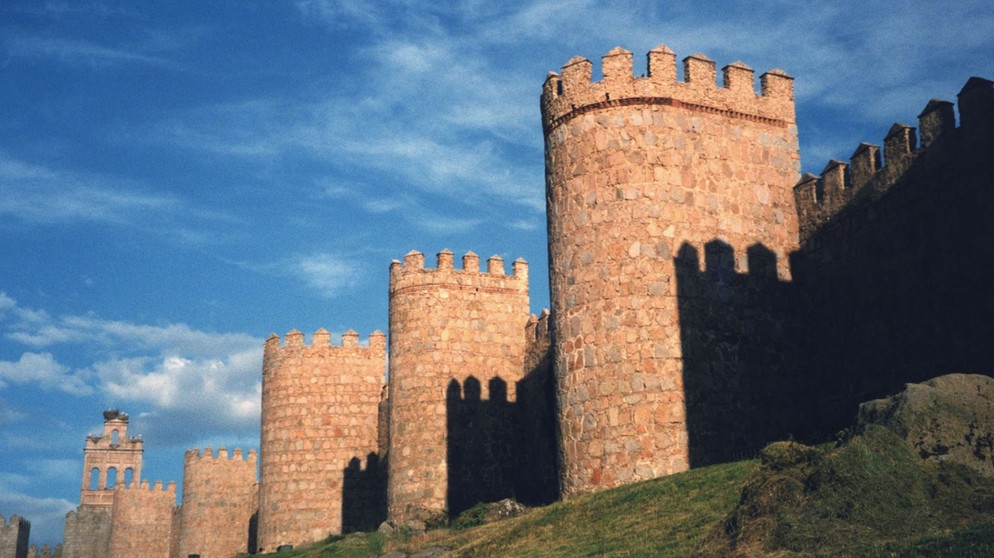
541,45,795,134
80,410,144,506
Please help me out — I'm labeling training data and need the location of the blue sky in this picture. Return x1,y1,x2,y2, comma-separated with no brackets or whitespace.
1,0,992,547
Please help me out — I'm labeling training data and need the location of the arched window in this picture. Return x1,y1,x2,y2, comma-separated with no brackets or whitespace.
106,466,117,488
88,467,100,490
124,467,134,488
111,429,119,445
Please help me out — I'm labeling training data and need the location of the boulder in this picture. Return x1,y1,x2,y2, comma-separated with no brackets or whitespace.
855,373,994,475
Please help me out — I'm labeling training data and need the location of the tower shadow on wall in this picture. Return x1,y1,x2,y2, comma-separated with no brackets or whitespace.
675,240,812,468
446,369,558,517
341,453,387,533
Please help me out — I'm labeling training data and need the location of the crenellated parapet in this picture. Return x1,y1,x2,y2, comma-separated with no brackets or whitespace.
794,76,994,240
264,328,386,355
113,479,175,493
525,308,552,346
26,543,62,558
541,45,795,134
389,249,529,299
183,445,257,463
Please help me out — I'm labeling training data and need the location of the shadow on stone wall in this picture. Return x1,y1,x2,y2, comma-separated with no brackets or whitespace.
446,366,558,516
676,241,810,468
677,94,994,466
341,453,387,533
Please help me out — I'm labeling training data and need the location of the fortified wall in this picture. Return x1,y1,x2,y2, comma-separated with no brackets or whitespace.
789,76,994,436
48,43,994,555
62,413,258,558
0,514,30,558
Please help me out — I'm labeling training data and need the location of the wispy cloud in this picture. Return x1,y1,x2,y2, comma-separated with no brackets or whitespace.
0,153,245,247
4,35,168,67
294,253,360,296
0,154,177,225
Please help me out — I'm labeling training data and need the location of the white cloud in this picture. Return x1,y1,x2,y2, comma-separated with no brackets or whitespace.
0,293,263,443
294,253,359,296
0,352,93,395
96,350,261,426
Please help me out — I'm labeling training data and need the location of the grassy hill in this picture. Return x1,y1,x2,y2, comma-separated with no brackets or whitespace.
262,428,994,557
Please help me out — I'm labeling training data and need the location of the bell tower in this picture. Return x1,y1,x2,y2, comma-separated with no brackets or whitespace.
79,409,143,506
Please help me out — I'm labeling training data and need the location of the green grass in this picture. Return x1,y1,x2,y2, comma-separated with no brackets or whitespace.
260,430,994,557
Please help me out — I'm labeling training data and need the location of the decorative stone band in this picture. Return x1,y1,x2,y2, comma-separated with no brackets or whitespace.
542,95,791,134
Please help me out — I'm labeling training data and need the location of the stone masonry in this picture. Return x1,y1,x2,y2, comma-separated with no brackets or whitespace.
542,46,800,496
62,411,258,558
0,514,30,558
107,481,175,558
176,447,258,558
258,329,386,550
387,250,531,522
62,410,142,558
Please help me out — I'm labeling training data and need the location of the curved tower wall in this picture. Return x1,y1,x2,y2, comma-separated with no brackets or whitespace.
542,46,800,496
387,250,530,521
177,447,258,558
258,329,386,550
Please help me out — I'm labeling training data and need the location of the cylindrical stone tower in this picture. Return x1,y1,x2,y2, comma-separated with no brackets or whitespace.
177,447,258,558
542,45,800,496
258,328,386,550
387,249,530,522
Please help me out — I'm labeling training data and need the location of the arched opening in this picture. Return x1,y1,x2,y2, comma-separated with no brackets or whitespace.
106,466,118,488
111,429,119,445
88,467,100,490
124,467,134,488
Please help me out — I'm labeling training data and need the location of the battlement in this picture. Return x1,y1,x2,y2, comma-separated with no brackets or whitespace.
115,479,176,494
541,45,795,133
0,514,27,527
27,543,62,558
389,249,529,296
794,76,994,239
264,328,387,352
525,308,552,343
184,446,257,463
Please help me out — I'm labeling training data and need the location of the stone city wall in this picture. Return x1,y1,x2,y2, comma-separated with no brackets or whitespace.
106,481,175,558
542,45,800,497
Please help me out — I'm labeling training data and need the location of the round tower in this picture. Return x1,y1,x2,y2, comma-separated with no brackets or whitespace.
542,46,801,496
387,249,530,522
177,447,258,558
258,329,386,550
